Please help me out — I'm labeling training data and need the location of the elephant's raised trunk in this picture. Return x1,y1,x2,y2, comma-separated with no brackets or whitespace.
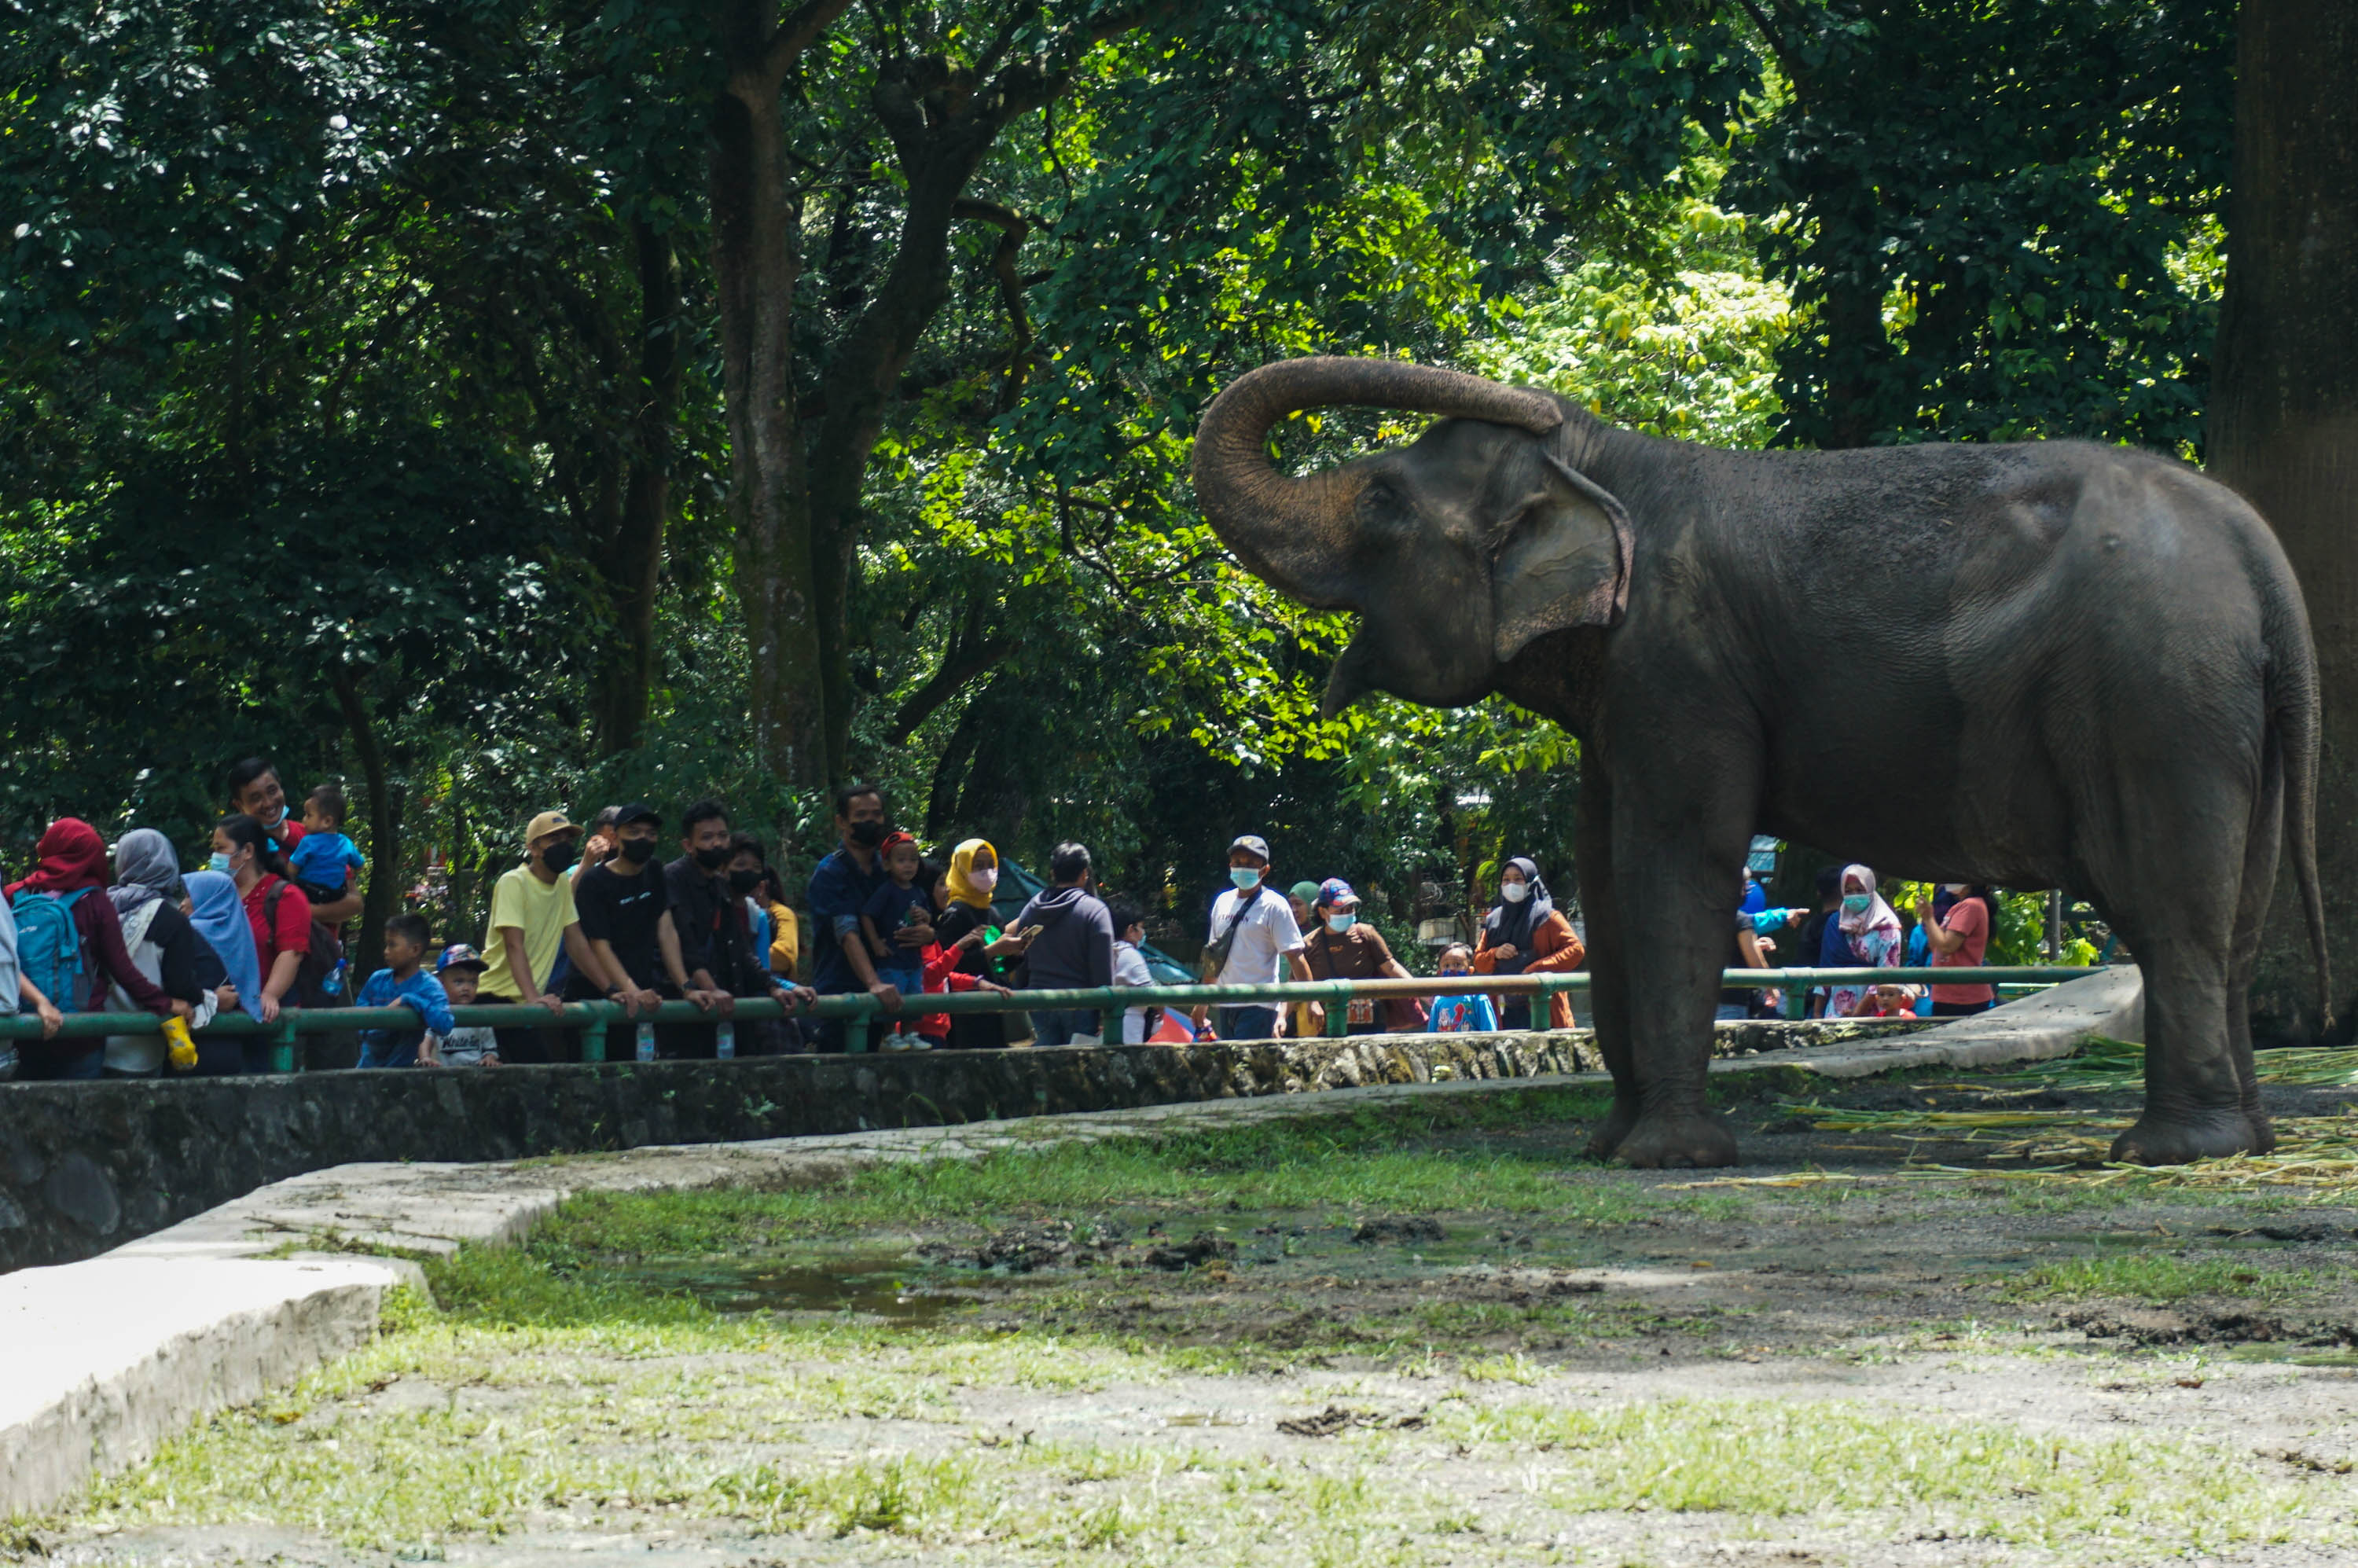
1189,357,1566,607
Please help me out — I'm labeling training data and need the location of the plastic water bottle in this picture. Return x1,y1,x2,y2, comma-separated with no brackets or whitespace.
322,958,345,997
716,1020,736,1060
635,1022,656,1063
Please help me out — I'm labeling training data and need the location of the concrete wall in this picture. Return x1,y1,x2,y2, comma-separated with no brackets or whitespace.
0,1017,1933,1276
0,1033,1593,1274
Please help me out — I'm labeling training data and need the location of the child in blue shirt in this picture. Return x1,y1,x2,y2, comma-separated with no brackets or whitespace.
288,784,367,904
1428,944,1500,1034
858,832,933,992
355,913,454,1068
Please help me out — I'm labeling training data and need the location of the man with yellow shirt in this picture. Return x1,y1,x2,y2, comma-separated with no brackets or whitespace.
476,810,598,1062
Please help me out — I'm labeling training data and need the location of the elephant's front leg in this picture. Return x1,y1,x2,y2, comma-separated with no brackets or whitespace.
1605,768,1752,1169
1574,751,1640,1158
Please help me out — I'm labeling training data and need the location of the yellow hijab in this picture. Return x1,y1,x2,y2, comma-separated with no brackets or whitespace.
946,839,1000,910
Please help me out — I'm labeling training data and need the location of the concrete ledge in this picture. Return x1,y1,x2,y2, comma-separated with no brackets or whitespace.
1716,968,2141,1081
0,1254,415,1517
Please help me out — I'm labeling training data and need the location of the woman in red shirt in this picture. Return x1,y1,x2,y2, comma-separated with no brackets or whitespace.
214,814,312,1023
1916,883,1996,1015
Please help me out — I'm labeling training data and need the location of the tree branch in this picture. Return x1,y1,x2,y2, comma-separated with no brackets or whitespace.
886,600,1015,743
953,198,1037,409
763,0,857,82
1728,0,1808,94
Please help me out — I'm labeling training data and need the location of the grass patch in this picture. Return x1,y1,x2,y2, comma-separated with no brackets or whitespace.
1443,1397,2314,1553
527,1089,1626,1265
1996,1253,2314,1303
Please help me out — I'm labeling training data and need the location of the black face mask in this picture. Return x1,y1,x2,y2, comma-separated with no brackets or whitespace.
615,835,656,865
694,843,732,871
728,868,762,894
542,839,579,872
848,818,887,848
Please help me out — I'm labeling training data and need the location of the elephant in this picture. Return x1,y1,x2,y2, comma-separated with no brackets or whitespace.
1191,355,2330,1168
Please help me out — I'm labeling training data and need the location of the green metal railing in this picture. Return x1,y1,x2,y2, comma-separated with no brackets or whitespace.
0,965,2099,1067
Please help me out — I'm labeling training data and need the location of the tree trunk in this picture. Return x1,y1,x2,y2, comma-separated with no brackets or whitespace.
590,221,683,755
2211,0,2358,1041
805,81,1008,780
708,0,850,789
329,663,400,966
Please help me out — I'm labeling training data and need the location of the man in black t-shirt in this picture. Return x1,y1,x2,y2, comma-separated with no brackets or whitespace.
567,803,711,1021
657,799,814,1059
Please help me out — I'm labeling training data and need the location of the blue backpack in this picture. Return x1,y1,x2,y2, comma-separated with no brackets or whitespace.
13,887,90,1012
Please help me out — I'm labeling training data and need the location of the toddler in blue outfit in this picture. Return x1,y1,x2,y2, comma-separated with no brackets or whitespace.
288,784,367,904
1428,945,1500,1034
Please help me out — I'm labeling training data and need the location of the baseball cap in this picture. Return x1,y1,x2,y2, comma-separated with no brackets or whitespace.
1317,877,1360,909
435,942,487,975
1228,833,1271,861
613,802,660,828
523,810,578,843
1288,879,1321,905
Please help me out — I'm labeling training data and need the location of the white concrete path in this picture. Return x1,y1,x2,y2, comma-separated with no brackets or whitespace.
0,970,2139,1518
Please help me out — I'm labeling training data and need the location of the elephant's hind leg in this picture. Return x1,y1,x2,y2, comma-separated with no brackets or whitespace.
2223,744,2286,1151
2086,760,2267,1166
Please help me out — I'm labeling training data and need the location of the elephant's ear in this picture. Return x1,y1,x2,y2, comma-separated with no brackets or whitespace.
1490,454,1634,663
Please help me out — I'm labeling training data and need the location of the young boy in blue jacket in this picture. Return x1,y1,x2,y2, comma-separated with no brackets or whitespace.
1427,944,1500,1034
356,913,454,1068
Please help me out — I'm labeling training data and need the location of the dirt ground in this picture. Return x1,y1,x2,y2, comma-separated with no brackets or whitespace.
19,1062,2358,1566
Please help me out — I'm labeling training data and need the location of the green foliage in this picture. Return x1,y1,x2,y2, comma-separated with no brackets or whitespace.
1724,0,2234,452
0,429,583,854
0,0,2246,954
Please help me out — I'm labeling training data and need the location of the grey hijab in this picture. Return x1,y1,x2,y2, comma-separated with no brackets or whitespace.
108,828,184,916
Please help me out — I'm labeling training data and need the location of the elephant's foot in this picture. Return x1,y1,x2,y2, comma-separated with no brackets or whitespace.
1583,1094,1642,1160
2110,1108,2266,1166
2246,1107,2279,1155
1614,1107,1739,1170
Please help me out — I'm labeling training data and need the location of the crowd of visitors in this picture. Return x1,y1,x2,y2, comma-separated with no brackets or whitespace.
1727,861,1997,1022
0,761,2006,1081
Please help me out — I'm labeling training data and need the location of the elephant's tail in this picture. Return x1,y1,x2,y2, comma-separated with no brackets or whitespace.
2266,560,2334,1036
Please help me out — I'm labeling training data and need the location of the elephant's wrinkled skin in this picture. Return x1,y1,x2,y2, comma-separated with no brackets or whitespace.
1192,357,2331,1168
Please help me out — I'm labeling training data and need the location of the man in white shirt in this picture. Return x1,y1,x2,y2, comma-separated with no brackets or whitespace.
1192,833,1317,1041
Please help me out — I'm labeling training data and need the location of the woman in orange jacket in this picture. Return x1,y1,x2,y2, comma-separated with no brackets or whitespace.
1471,857,1585,1030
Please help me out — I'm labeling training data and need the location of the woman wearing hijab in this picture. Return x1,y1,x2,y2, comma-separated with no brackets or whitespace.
101,828,226,1076
1471,857,1586,1030
931,839,1013,1050
185,869,270,1074
5,818,177,1079
1816,863,1911,1018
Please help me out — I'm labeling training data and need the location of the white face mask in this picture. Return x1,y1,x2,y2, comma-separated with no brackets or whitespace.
970,867,998,893
1500,881,1530,904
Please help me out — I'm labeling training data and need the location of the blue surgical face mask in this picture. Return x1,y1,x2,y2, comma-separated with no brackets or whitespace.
1326,912,1355,934
208,851,233,873
1842,893,1871,913
1230,867,1262,891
